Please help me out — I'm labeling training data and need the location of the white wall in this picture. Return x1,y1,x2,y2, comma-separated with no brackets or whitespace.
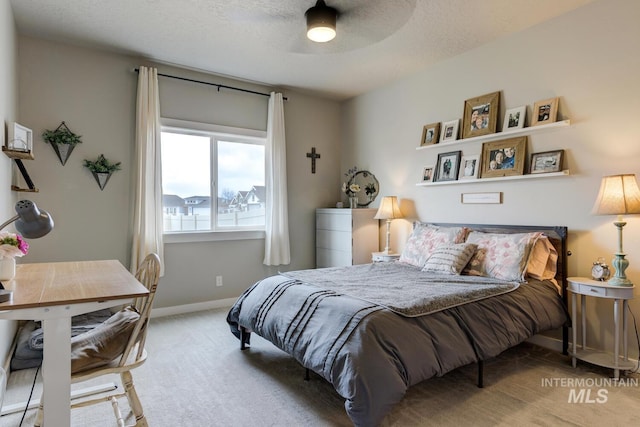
0,0,18,365
17,37,342,309
342,0,640,356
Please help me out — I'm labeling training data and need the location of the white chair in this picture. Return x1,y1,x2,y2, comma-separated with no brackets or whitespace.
34,253,161,427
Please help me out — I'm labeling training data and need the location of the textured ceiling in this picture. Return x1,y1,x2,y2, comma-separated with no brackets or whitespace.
10,0,595,100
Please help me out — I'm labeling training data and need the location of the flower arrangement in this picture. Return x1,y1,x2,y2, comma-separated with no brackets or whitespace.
342,166,360,197
0,231,29,259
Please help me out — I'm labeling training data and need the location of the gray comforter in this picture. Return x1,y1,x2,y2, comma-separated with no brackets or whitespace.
226,263,568,426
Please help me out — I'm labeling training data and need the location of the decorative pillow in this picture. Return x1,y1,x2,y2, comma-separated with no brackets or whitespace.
70,306,140,374
422,243,478,275
399,223,469,268
526,235,558,280
462,231,542,281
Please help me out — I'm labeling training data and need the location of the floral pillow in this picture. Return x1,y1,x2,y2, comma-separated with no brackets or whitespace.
399,223,469,268
462,231,542,281
422,243,478,275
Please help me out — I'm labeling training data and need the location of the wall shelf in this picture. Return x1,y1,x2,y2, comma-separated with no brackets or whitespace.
416,120,571,150
2,147,34,160
417,170,570,187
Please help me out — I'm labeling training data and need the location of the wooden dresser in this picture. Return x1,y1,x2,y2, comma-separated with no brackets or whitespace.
315,208,379,268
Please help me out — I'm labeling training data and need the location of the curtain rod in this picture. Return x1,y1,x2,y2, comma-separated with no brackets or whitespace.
133,68,287,101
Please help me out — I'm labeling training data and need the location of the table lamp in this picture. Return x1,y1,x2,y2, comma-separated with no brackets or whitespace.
0,200,54,301
592,174,640,286
374,196,404,255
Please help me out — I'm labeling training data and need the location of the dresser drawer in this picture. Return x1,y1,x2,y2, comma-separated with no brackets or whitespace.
316,230,352,251
316,248,352,268
316,212,352,231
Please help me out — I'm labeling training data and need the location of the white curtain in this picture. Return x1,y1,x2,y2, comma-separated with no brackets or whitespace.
131,66,165,274
263,92,290,265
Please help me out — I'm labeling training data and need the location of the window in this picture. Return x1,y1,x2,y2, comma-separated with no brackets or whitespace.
161,119,266,234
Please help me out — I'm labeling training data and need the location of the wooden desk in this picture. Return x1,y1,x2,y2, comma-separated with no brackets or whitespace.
0,260,149,426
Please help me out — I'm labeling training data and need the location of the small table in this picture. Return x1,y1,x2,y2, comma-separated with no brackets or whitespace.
372,252,400,263
567,276,635,379
0,260,149,426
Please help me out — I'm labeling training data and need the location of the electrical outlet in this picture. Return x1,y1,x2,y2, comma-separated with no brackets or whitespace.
216,276,223,287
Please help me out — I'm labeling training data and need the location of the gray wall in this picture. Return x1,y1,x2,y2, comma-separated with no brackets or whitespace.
0,0,18,363
17,36,342,310
341,0,640,356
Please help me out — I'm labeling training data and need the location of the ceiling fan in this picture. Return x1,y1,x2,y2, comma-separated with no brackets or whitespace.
227,0,416,54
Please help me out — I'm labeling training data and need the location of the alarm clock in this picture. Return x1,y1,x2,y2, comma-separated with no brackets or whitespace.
591,260,611,281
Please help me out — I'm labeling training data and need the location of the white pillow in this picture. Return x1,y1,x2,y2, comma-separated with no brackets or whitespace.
399,223,469,268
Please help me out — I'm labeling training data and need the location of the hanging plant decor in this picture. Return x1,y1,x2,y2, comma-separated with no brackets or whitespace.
42,121,83,165
83,154,121,191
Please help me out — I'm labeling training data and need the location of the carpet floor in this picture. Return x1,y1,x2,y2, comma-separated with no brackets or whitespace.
2,308,639,426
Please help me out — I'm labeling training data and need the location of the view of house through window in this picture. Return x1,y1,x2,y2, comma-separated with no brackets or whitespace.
161,127,266,232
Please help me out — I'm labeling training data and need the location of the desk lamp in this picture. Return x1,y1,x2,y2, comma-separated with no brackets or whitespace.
592,174,640,286
374,196,404,255
0,200,54,301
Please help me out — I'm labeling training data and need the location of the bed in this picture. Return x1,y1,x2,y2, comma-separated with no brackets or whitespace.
226,223,570,426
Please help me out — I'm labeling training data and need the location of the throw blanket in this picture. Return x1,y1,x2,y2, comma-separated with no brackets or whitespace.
282,262,519,317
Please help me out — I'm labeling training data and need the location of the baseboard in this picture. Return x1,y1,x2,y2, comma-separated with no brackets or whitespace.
150,298,236,318
526,334,564,352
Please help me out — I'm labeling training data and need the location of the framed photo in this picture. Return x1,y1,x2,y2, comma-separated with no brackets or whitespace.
531,97,559,126
8,122,33,153
530,149,564,174
480,137,527,178
434,150,462,182
421,165,435,182
502,106,526,131
420,123,440,147
458,155,480,180
440,119,459,143
462,91,500,139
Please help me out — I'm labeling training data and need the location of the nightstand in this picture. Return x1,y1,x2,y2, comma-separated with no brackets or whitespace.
372,252,400,263
567,277,635,379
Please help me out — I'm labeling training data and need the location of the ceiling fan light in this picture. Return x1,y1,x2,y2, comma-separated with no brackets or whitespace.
305,0,337,43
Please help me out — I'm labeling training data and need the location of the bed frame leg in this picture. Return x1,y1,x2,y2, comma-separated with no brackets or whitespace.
477,360,484,388
240,327,251,350
304,368,310,381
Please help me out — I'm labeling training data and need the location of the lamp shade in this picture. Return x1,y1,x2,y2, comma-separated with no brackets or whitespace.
592,174,640,216
14,200,54,238
374,196,404,220
305,0,337,43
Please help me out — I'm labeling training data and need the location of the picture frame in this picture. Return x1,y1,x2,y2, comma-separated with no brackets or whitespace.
434,150,462,182
420,122,440,147
502,106,526,131
421,165,435,183
458,154,480,180
462,91,500,139
8,122,33,153
480,136,527,178
440,119,459,143
529,149,564,174
531,97,559,126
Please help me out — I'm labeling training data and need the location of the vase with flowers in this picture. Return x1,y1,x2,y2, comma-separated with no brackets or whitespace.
0,231,29,280
342,166,361,208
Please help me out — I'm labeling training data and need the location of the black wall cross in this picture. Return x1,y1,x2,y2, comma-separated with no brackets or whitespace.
306,147,321,174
